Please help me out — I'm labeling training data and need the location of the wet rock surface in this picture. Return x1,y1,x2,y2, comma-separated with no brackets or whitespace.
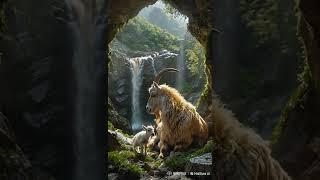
108,98,132,134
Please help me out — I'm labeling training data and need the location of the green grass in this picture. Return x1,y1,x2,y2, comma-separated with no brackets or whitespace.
165,140,214,170
108,150,145,178
108,149,164,177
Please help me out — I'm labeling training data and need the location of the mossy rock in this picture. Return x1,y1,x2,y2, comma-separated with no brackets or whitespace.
108,150,144,179
165,140,214,171
107,98,132,134
270,62,311,145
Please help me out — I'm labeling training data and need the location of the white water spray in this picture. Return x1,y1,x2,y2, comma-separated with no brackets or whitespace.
129,58,145,131
151,58,157,75
176,40,185,91
128,52,178,131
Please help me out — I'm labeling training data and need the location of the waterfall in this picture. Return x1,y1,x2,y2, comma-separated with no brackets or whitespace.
129,57,145,131
176,40,185,91
151,52,159,75
65,0,106,179
127,52,178,131
151,58,157,75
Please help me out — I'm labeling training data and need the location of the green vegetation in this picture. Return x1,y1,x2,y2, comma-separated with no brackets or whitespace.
163,1,181,18
270,61,311,145
239,0,278,47
108,150,145,178
108,149,163,177
184,32,207,80
165,140,213,170
239,0,301,53
116,16,179,52
141,6,187,38
107,98,132,134
0,1,8,32
195,79,210,109
179,32,207,95
114,10,207,100
236,0,304,100
108,121,115,130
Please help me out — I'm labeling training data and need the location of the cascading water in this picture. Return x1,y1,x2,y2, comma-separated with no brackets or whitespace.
128,52,178,131
151,59,157,75
176,39,185,91
150,52,159,75
65,0,106,179
129,57,145,131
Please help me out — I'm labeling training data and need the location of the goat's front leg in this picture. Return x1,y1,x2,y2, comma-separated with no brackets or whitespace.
133,145,137,153
158,140,168,159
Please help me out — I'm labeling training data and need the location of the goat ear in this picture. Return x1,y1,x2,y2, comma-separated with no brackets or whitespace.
142,125,146,130
153,81,160,89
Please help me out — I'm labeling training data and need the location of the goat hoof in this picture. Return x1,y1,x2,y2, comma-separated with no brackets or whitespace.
158,153,164,159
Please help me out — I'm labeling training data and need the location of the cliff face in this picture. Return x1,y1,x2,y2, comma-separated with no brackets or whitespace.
0,0,74,178
272,0,320,179
1,0,108,179
211,0,302,139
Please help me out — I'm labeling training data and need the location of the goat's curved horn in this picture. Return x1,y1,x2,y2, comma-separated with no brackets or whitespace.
154,68,179,83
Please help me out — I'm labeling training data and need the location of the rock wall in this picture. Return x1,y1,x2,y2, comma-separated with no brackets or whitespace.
1,0,319,179
211,0,301,139
0,0,74,178
272,0,320,179
0,0,107,179
108,44,181,125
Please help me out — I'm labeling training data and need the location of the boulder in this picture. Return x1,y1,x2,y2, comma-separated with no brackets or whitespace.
185,153,212,175
107,131,121,151
108,173,120,180
0,112,55,179
108,130,132,145
108,98,132,134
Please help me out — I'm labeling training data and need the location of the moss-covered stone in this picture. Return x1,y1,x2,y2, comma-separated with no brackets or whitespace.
108,149,163,178
270,60,311,145
108,150,145,178
107,98,132,134
164,140,213,170
196,79,210,109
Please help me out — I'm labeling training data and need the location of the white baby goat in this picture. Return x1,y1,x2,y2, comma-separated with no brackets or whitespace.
132,125,155,155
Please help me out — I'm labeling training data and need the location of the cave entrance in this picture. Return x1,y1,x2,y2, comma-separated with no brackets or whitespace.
107,1,208,132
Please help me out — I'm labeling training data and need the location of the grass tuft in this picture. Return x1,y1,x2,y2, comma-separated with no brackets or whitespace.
108,150,145,177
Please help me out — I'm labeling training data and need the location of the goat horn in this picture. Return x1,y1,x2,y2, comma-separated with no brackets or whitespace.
154,68,179,83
